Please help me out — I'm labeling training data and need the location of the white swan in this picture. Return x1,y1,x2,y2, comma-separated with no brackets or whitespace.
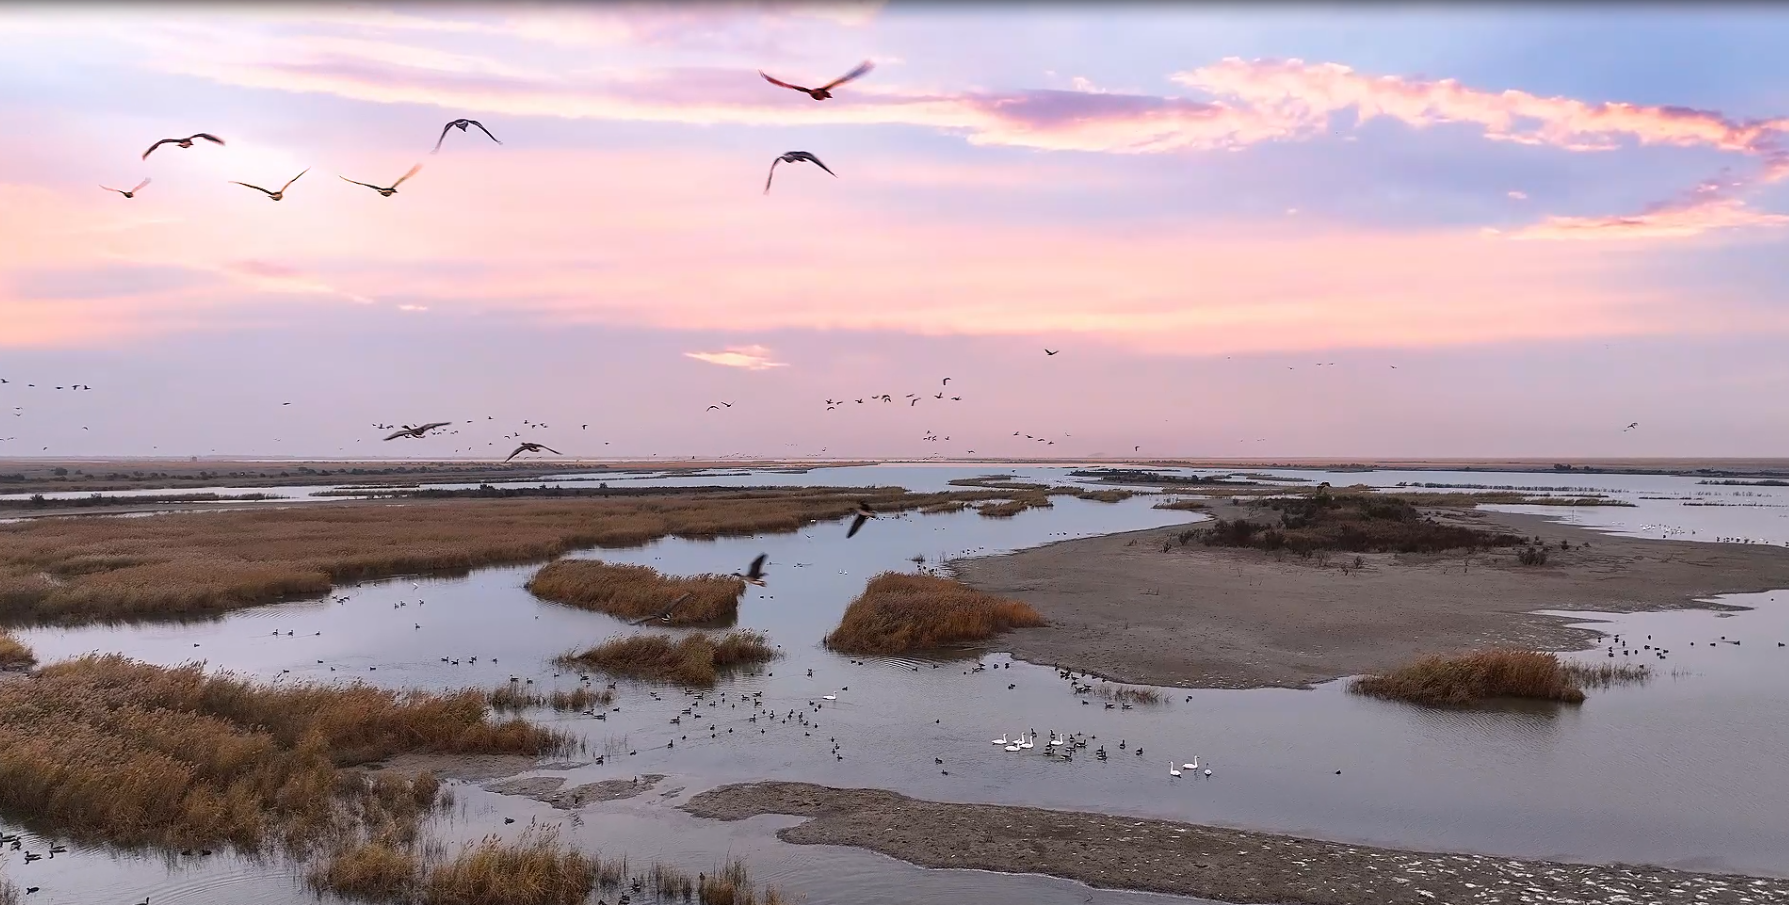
1182,755,1199,771
1019,731,1035,750
1169,762,1182,777
992,732,1009,746
1004,740,1022,752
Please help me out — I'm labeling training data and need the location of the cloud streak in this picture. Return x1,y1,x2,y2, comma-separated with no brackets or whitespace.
684,344,791,370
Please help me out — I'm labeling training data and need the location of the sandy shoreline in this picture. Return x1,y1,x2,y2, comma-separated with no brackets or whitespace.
685,782,1789,905
952,502,1789,689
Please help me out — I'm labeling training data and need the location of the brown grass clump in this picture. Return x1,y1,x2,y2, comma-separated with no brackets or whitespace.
485,685,613,712
423,828,597,905
0,632,32,670
557,631,778,687
1349,649,1595,706
1071,489,1134,503
1197,492,1526,555
652,861,696,900
699,856,784,905
1088,684,1163,705
824,573,1047,655
1562,660,1653,689
0,655,570,852
525,560,744,626
1153,497,1208,511
977,494,1053,518
0,486,1006,627
309,838,422,901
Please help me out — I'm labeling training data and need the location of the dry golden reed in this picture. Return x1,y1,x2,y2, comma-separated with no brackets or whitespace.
557,631,779,687
422,828,598,905
525,560,744,625
977,495,1053,518
0,632,32,670
484,685,613,712
0,877,17,905
0,655,570,852
0,486,1009,627
1088,684,1163,705
1349,649,1597,706
823,572,1047,655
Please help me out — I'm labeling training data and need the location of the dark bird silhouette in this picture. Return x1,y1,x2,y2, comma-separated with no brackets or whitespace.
732,553,769,587
765,151,836,194
1044,348,1060,356
101,178,151,198
846,501,876,539
340,163,422,196
759,60,873,100
384,422,451,440
142,132,224,159
505,441,561,461
1624,422,1639,431
433,118,501,153
231,169,308,201
629,592,694,626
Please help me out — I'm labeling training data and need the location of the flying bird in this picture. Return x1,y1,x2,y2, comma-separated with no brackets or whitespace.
433,118,501,153
765,151,836,194
384,422,451,441
1044,349,1059,356
1624,422,1639,431
340,163,422,197
142,132,224,159
758,60,873,101
629,592,694,626
846,501,877,539
505,442,561,461
732,553,769,587
101,178,150,199
231,169,308,201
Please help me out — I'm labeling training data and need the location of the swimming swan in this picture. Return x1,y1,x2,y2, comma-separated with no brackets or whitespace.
992,733,1009,746
1169,762,1182,777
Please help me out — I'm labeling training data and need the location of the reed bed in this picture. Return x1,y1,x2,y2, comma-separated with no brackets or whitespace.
1562,660,1653,688
0,655,570,852
1348,649,1596,706
1070,489,1134,503
525,560,744,626
484,685,613,712
1198,493,1526,555
0,486,1008,627
698,856,785,905
556,631,779,687
824,573,1047,655
976,494,1054,519
0,877,17,905
1153,497,1208,511
0,632,32,670
423,828,597,905
1088,684,1163,705
651,860,697,900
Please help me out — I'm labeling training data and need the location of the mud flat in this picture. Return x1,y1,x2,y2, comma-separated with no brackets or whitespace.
686,782,1789,905
952,503,1789,689
486,774,667,808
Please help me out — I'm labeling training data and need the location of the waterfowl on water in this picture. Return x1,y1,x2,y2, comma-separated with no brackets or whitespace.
142,132,224,159
1169,762,1182,777
339,163,422,197
433,118,501,153
101,178,150,198
758,60,873,101
764,151,836,194
231,168,308,201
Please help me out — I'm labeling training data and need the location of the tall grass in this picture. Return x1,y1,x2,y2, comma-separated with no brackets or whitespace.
0,655,570,852
698,856,785,905
484,685,613,712
423,828,597,905
556,631,779,687
824,573,1047,655
0,486,1011,627
1070,489,1134,503
1562,660,1653,688
0,877,17,905
0,632,32,670
1349,649,1599,706
525,561,744,625
1197,493,1526,555
1087,684,1162,705
977,494,1053,518
1152,498,1208,511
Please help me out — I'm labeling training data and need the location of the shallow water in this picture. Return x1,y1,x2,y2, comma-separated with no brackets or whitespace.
7,464,1789,904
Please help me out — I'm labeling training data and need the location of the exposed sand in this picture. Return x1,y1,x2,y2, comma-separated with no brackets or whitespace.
486,773,667,808
952,502,1789,688
685,782,1789,905
370,752,583,783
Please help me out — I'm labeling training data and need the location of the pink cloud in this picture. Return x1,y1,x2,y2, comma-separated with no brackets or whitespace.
1506,197,1789,241
684,344,790,370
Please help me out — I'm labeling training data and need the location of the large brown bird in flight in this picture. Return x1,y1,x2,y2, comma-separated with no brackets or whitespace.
340,163,422,197
142,133,225,160
384,422,451,440
764,151,836,194
232,169,308,201
759,60,873,100
433,119,501,153
101,178,151,199
505,441,561,461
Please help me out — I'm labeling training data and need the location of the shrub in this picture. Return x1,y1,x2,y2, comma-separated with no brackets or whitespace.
823,573,1046,655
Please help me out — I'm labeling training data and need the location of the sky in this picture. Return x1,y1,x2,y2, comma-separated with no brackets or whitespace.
2,2,1788,461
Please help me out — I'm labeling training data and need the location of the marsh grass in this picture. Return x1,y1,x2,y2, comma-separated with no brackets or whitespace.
0,486,1009,627
0,632,32,670
1088,684,1163,705
1562,660,1653,689
423,828,597,905
1153,497,1208,511
0,877,16,905
698,856,785,905
1198,493,1526,555
556,631,779,687
0,655,570,853
525,561,744,626
823,573,1047,655
977,494,1053,518
1070,489,1134,503
652,860,697,900
484,685,613,712
1349,649,1604,706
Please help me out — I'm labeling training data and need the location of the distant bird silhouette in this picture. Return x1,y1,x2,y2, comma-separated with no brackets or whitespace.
505,441,561,461
1624,422,1639,431
433,118,501,153
1044,349,1059,356
765,151,836,194
630,592,694,626
732,553,769,587
340,163,422,196
384,422,451,440
232,169,308,201
142,132,224,159
846,501,876,539
759,60,873,100
101,178,150,198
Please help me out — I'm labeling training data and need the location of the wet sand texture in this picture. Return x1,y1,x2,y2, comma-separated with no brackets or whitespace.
685,782,1789,905
952,505,1789,688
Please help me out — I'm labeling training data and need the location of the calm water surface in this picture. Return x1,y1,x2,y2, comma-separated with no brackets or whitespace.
6,464,1789,904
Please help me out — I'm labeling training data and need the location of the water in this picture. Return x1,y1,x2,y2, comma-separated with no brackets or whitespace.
7,464,1789,903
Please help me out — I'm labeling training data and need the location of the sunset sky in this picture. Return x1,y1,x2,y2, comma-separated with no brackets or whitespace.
2,2,1787,460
